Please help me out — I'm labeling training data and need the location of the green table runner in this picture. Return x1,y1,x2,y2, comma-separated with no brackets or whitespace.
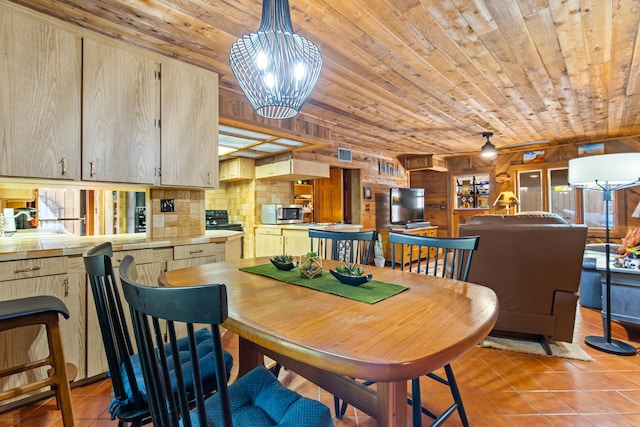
239,264,408,304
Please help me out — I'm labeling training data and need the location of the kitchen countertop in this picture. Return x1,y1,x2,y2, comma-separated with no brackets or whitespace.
255,223,363,231
0,229,243,261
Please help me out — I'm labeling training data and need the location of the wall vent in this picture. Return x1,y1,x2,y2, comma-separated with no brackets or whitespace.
338,147,352,162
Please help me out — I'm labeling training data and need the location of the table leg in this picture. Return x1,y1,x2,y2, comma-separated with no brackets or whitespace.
377,381,407,427
237,336,262,376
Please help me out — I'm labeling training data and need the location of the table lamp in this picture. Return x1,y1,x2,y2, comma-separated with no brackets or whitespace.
633,200,640,218
493,191,520,214
568,152,640,356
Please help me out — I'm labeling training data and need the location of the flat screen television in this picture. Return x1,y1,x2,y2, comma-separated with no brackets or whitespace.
390,187,425,225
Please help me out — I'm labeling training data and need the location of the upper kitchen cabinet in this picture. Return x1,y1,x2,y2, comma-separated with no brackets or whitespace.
220,158,254,182
160,59,218,188
82,38,160,184
255,159,329,181
0,5,81,180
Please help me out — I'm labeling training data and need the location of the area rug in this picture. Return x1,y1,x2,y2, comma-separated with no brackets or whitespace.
478,336,594,361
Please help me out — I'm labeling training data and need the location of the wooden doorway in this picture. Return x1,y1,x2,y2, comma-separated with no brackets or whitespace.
315,167,361,224
316,168,343,223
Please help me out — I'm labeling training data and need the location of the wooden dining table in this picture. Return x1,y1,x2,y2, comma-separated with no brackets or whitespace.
159,257,498,427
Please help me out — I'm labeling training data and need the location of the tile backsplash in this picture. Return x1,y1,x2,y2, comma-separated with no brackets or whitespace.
148,188,204,238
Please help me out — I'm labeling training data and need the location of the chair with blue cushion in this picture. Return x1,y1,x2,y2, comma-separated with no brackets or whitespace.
83,242,233,426
118,255,333,427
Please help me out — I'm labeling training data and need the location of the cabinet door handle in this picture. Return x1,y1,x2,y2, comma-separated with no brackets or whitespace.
208,172,212,185
189,249,204,255
63,278,69,297
89,161,96,177
60,157,67,176
14,266,41,274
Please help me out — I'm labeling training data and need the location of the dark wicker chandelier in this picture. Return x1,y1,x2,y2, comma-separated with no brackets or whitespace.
229,0,322,119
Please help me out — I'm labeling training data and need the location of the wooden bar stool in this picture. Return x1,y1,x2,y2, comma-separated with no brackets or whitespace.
0,296,75,426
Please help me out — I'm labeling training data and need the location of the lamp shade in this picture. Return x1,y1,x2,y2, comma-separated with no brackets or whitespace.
568,153,640,187
481,140,497,158
493,191,520,207
633,201,640,218
229,0,322,119
480,132,497,158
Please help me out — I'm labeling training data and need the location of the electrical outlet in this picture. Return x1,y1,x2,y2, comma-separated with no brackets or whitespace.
160,199,175,213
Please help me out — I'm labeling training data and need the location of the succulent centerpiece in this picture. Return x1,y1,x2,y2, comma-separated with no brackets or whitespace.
331,263,372,286
270,254,296,271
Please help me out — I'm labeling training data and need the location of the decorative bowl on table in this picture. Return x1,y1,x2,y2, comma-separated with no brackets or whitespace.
330,269,373,286
270,257,297,271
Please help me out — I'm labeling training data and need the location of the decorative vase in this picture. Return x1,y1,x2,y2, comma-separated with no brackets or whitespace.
300,255,322,279
374,258,385,268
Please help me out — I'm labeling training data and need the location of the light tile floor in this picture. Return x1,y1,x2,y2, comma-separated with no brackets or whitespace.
1,305,639,426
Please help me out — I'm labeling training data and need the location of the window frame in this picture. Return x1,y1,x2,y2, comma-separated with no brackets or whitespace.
508,161,623,239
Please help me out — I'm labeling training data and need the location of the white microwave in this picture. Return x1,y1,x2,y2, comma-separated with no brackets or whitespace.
262,204,303,224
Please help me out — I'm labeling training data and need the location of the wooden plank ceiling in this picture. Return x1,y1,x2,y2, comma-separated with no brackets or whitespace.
12,0,640,157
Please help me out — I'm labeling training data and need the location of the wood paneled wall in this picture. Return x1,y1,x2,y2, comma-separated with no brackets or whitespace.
410,170,448,236
295,146,407,232
443,136,640,241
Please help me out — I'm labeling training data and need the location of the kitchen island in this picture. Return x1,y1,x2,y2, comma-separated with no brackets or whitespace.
0,229,243,407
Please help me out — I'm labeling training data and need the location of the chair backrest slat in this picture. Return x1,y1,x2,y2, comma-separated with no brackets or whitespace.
119,255,233,427
308,229,376,265
388,232,480,281
83,242,145,410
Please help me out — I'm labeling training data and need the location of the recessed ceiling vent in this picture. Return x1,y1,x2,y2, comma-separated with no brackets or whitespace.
338,147,352,162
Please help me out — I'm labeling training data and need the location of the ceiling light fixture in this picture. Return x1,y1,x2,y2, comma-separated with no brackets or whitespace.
480,132,497,158
229,0,322,120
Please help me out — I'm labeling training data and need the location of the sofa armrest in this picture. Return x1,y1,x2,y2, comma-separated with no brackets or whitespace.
552,290,579,342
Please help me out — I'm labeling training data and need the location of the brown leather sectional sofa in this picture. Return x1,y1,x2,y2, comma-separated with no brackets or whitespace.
458,212,588,343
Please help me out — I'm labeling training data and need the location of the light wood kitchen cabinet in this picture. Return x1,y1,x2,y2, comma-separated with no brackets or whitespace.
0,5,81,180
255,159,330,181
0,257,85,402
255,227,284,257
283,228,312,256
160,58,218,188
167,242,224,270
220,158,255,182
82,37,160,184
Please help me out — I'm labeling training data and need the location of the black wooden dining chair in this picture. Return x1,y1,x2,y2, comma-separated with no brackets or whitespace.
118,255,333,427
390,232,480,427
308,229,376,264
334,233,480,426
83,242,233,426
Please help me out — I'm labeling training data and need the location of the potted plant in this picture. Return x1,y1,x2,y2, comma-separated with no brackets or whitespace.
330,263,372,286
300,251,323,279
374,233,385,268
270,254,297,271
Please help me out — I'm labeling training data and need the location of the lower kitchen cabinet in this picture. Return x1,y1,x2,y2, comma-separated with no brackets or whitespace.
255,227,284,257
0,257,85,403
167,242,224,270
282,229,312,257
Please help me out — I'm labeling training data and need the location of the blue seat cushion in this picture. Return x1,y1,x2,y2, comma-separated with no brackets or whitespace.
111,328,233,418
186,366,333,427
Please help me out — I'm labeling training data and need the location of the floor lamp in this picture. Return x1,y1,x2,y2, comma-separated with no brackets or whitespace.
568,152,640,356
